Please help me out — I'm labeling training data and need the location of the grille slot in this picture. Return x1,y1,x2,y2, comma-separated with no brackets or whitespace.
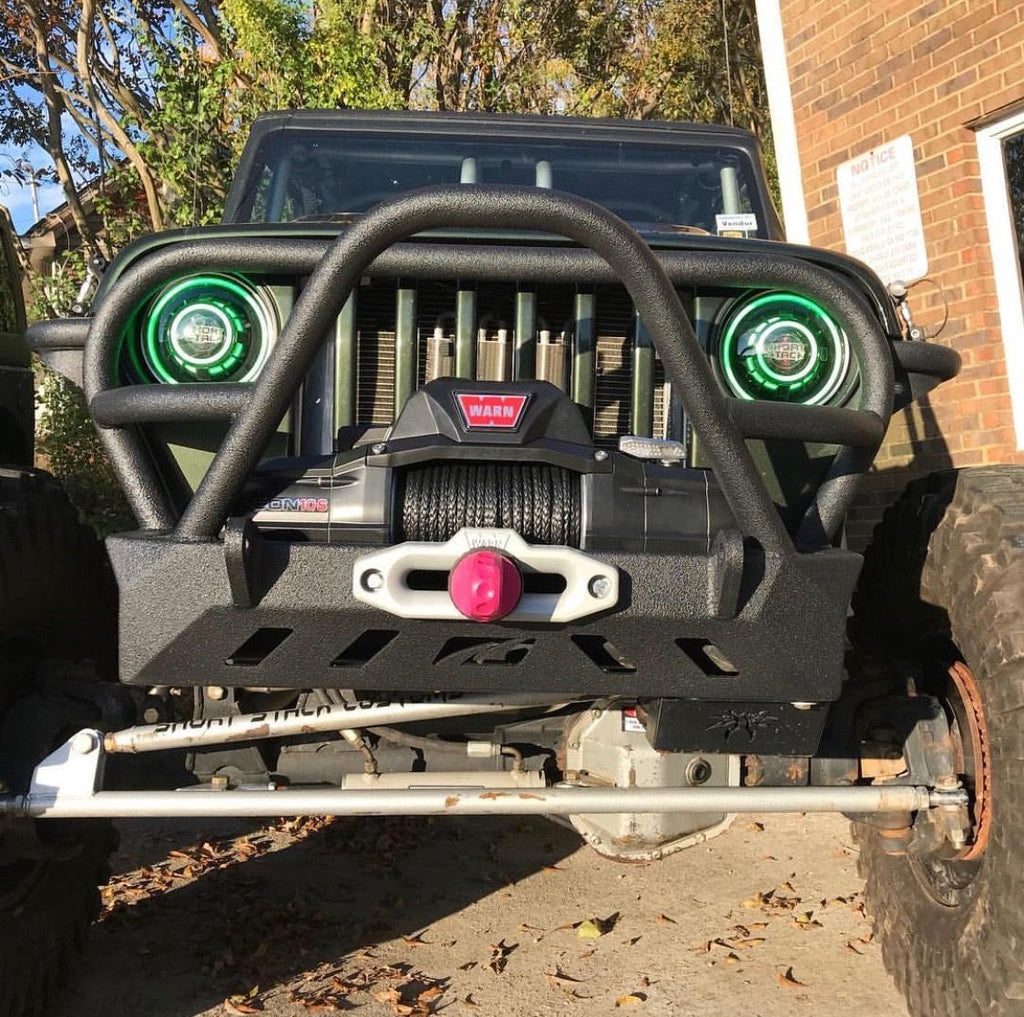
355,280,397,426
335,279,682,445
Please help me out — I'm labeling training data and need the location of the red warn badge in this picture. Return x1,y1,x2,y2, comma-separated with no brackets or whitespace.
455,392,530,430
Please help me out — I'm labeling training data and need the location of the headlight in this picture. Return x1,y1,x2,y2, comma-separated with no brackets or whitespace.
136,274,277,383
717,292,851,405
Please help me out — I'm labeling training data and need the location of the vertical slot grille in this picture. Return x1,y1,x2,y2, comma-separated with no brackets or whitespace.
337,277,681,445
355,280,397,426
593,286,635,446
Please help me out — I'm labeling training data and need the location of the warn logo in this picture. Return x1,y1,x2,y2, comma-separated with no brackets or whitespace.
455,392,530,430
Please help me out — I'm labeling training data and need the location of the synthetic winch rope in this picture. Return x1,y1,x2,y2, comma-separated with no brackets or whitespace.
398,462,582,545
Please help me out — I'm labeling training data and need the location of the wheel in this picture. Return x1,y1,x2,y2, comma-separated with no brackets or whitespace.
851,467,1024,1017
0,469,119,1017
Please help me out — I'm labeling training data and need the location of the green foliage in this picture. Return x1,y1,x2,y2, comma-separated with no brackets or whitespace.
28,256,133,536
141,45,239,227
4,0,777,236
26,251,88,323
34,364,135,535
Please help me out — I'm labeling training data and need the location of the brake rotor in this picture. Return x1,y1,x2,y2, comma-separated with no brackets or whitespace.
947,660,991,860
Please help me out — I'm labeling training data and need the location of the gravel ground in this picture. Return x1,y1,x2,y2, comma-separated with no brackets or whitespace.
57,812,911,1017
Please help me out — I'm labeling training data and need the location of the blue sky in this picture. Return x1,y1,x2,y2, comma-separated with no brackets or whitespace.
0,142,71,235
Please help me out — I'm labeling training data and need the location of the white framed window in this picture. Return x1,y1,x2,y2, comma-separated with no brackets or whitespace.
977,109,1024,449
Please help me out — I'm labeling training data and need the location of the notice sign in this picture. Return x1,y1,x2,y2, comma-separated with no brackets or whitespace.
836,134,928,285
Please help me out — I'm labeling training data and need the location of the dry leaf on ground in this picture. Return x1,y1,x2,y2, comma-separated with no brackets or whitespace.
776,967,808,989
223,998,261,1015
615,993,647,1007
488,939,518,974
576,912,620,938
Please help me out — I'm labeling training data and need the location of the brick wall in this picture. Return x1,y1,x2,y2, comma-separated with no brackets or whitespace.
778,0,1024,547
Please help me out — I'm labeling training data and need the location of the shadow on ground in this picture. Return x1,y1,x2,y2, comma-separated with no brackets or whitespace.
63,815,581,1016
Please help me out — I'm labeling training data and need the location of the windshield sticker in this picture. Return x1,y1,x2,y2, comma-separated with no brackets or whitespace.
716,213,758,238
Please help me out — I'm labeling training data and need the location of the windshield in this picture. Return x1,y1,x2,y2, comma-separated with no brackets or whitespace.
233,129,770,238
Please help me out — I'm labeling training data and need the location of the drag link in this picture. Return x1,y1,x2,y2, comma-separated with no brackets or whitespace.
103,694,580,754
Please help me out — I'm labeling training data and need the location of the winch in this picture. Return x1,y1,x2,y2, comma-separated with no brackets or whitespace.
247,378,734,553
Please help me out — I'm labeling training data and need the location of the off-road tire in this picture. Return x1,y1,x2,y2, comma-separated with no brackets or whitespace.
0,468,118,1017
852,467,1024,1017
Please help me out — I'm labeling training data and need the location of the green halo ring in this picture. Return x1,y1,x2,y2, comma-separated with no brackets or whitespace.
719,292,850,405
142,274,276,384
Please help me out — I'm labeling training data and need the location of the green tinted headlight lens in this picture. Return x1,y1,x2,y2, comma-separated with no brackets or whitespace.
719,293,850,404
141,275,275,383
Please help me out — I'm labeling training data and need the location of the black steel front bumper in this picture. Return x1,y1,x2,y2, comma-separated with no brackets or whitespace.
29,187,948,742
109,528,861,705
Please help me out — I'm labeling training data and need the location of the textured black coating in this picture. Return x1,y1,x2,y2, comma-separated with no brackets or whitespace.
892,339,960,380
726,400,885,447
81,239,905,316
106,531,862,702
89,226,901,333
91,383,252,426
26,317,89,350
80,186,896,545
642,698,829,755
797,445,875,547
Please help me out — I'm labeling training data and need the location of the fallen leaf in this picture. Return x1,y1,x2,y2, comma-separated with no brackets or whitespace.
728,937,766,949
615,993,647,1007
223,998,261,1015
546,967,584,988
403,930,430,947
744,887,800,913
776,967,808,989
542,865,564,873
576,912,620,938
728,923,767,936
627,936,643,947
747,821,765,832
820,895,853,908
792,911,822,929
654,913,677,925
488,939,517,974
458,961,478,972
519,923,546,935
461,995,479,1008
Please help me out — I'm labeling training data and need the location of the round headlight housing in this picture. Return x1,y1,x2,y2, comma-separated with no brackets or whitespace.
718,292,851,405
139,274,276,383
